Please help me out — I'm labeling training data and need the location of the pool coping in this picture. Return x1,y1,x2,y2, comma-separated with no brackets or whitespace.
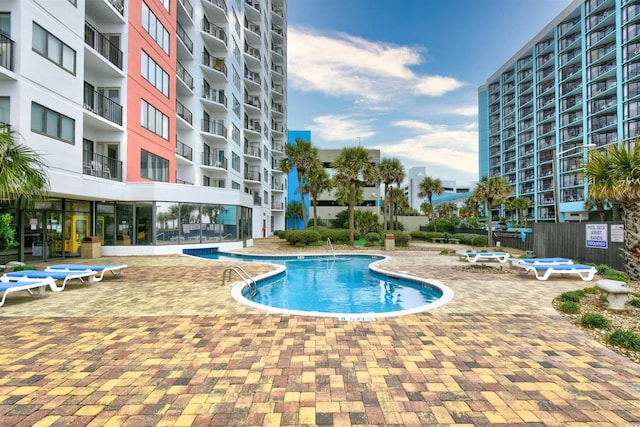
192,251,455,319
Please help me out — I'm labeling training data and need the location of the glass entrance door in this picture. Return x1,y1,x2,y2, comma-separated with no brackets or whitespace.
46,211,64,259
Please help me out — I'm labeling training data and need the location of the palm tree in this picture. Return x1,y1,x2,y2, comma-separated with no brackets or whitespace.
285,201,304,230
388,187,409,228
304,164,332,230
508,196,534,227
437,201,458,218
418,177,444,231
279,138,320,229
471,176,513,247
585,142,640,280
0,130,49,207
332,147,376,244
377,158,405,229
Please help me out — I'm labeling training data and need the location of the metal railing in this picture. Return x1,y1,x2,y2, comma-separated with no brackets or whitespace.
176,139,193,161
176,101,193,125
0,33,15,71
82,150,122,181
84,22,122,69
83,84,123,125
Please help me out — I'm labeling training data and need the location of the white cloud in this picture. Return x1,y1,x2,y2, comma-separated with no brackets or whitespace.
373,122,478,176
288,26,464,106
309,115,376,142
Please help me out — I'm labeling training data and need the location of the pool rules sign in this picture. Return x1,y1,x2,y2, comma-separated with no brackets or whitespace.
586,224,608,249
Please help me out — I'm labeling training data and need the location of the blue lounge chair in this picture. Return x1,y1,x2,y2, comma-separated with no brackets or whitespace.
2,269,97,291
46,264,127,282
510,257,573,268
0,277,56,306
515,263,597,281
456,251,511,264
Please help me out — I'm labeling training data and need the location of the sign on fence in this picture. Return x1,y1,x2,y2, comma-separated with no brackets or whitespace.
586,224,608,249
611,224,625,243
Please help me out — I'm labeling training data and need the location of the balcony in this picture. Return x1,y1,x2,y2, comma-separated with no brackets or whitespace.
84,22,122,70
245,170,261,181
0,33,15,72
202,53,227,75
176,139,193,161
272,181,284,191
107,0,124,15
202,19,227,44
177,22,194,53
271,202,284,210
202,86,227,106
83,150,122,181
83,83,123,126
176,101,193,125
202,152,227,168
202,119,226,137
245,144,261,157
245,119,261,133
177,62,194,89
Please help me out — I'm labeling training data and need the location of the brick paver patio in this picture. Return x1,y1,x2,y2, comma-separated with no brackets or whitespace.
0,240,639,426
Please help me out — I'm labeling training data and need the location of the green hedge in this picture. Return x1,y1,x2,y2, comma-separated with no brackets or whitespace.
285,230,321,247
384,230,411,247
319,228,361,244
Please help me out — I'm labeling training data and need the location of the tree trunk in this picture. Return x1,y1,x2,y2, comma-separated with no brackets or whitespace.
623,201,640,281
312,196,318,230
297,172,307,229
349,182,356,245
486,202,494,247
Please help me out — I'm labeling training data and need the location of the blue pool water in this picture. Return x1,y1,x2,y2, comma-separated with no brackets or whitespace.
198,252,452,317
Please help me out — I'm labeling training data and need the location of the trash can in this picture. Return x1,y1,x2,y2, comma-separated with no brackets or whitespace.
384,233,395,251
32,241,50,257
81,236,101,259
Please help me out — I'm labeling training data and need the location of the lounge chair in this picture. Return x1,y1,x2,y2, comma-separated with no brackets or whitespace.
2,269,97,291
515,263,597,281
509,257,573,268
0,276,56,306
456,251,511,263
46,264,127,282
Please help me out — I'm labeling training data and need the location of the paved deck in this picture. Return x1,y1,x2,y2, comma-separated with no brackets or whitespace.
0,241,639,426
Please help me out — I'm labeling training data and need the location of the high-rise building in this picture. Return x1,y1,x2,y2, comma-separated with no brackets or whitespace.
0,0,286,262
478,0,638,222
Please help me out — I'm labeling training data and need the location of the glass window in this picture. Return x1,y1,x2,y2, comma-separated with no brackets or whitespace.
142,2,169,55
32,22,76,74
140,149,169,182
141,99,169,139
31,102,75,144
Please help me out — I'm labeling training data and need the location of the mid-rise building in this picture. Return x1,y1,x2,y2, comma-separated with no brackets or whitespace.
0,0,287,262
478,0,638,222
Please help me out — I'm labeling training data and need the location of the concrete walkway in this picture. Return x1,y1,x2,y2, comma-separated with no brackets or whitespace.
0,241,639,426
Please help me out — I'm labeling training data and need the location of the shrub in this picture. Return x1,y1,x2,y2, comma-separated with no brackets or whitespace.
285,230,321,247
607,329,640,350
355,211,382,236
560,301,580,314
364,232,380,243
582,286,599,295
604,270,629,282
470,235,488,247
580,312,610,329
320,228,360,244
13,265,38,272
560,290,585,302
629,298,640,308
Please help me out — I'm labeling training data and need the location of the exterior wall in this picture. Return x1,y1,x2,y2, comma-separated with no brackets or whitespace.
0,0,287,262
478,0,639,222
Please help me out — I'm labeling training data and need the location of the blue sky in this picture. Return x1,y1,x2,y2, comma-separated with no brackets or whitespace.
286,0,575,185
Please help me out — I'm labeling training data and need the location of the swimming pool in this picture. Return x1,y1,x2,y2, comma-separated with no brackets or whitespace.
197,252,453,318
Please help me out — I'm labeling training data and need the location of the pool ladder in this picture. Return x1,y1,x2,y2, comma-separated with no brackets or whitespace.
222,266,258,297
327,238,336,260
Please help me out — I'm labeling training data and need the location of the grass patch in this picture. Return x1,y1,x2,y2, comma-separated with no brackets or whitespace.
580,312,610,329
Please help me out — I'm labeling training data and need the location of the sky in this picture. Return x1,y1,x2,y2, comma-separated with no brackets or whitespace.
286,0,575,185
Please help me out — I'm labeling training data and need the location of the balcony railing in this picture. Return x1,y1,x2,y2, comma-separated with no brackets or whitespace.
202,119,226,136
245,119,260,133
83,83,123,125
107,0,124,14
176,139,193,161
271,202,283,210
176,101,193,125
245,170,261,181
83,150,122,181
84,22,123,70
272,141,284,152
202,152,227,168
180,0,194,18
202,19,227,43
177,22,194,53
271,181,284,191
245,145,260,157
0,33,15,72
202,53,227,75
245,0,260,11
202,86,227,105
177,61,194,89
204,0,227,11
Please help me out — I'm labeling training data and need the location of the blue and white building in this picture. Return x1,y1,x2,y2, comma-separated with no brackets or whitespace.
478,0,639,222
